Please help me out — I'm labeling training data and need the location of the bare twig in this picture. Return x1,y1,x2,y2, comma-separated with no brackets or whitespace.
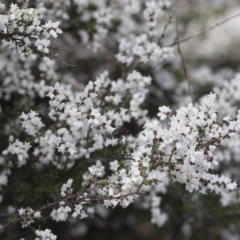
158,9,175,45
165,12,240,47
47,54,76,67
48,46,74,53
175,4,193,101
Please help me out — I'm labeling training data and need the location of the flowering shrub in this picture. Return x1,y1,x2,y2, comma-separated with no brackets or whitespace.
1,0,240,239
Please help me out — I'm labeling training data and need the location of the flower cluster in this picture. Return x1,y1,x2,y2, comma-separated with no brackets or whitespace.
18,207,41,228
50,201,72,222
61,179,73,197
0,2,62,57
142,94,238,193
35,229,57,240
116,34,173,66
3,139,31,164
144,1,170,37
20,110,44,136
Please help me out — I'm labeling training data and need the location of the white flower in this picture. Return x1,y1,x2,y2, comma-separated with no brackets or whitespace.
61,179,73,197
157,106,171,121
88,160,105,177
20,110,44,136
109,160,119,172
3,139,31,163
35,229,57,240
50,204,71,222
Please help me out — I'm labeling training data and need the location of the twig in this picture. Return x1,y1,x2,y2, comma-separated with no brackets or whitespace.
0,192,81,232
165,12,240,47
48,46,74,53
158,9,175,45
0,188,144,232
175,5,193,101
47,54,76,67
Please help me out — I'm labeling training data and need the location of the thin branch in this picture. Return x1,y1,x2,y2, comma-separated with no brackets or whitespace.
0,188,143,232
47,54,76,67
48,46,74,53
158,9,175,45
175,5,193,101
165,12,240,47
0,192,81,232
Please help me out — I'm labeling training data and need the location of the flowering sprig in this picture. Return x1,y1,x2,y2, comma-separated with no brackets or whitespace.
18,207,41,228
0,3,62,58
1,0,240,239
